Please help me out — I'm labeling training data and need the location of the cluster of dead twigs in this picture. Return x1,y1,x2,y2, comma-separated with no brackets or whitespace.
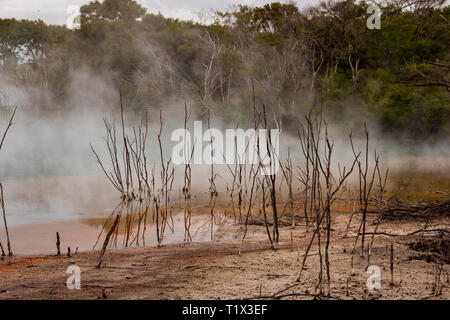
91,91,386,298
90,89,448,299
92,93,175,268
294,112,359,296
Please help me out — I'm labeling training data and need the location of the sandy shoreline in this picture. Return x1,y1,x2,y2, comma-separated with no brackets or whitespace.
1,212,448,300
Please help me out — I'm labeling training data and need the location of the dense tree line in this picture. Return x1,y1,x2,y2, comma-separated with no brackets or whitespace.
0,0,448,137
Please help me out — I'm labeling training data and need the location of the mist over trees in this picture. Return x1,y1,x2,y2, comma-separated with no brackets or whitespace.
0,0,448,137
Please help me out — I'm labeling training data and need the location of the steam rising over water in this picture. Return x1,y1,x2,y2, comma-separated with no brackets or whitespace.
0,106,448,228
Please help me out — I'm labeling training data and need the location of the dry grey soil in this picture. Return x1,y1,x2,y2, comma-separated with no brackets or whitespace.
0,212,449,300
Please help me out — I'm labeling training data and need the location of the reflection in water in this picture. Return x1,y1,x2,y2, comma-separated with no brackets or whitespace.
88,107,235,257
2,209,234,255
94,196,233,255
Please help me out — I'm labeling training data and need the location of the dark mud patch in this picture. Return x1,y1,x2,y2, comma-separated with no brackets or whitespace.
408,234,449,264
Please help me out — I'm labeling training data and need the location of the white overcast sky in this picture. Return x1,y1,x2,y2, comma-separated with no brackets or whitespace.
0,0,320,25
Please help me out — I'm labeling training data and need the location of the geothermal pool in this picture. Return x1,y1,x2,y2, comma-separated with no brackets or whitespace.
1,211,234,255
0,175,234,255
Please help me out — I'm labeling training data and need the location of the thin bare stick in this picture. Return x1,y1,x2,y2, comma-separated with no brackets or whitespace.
56,232,61,256
0,107,17,152
0,183,12,256
97,214,120,269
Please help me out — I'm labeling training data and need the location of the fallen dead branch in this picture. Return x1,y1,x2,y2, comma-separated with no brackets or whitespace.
372,198,450,220
358,228,450,238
